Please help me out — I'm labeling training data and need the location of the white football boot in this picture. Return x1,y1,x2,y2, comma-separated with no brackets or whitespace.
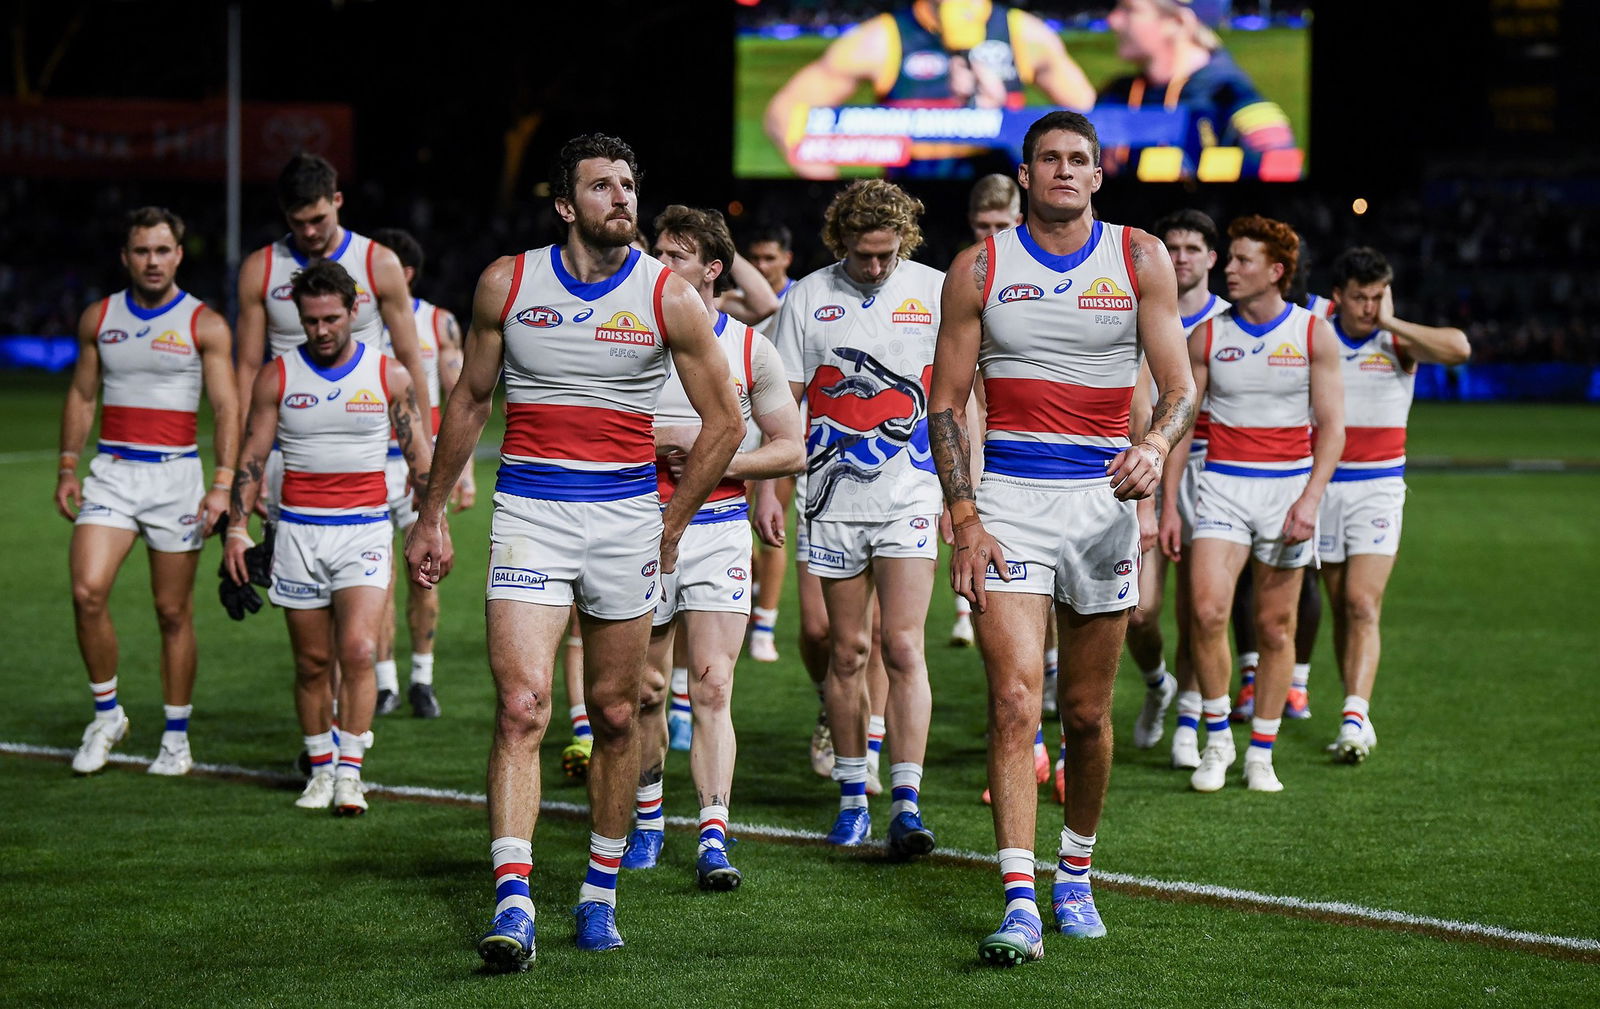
295,771,336,809
71,709,130,774
147,736,193,776
1134,673,1177,749
1189,737,1236,793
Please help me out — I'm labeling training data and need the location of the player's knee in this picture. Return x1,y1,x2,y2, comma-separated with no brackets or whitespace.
1128,603,1161,636
495,687,551,739
337,630,378,673
879,630,924,677
1191,594,1232,637
1254,611,1295,652
587,697,636,741
639,666,668,710
71,578,112,617
152,596,191,637
1060,693,1110,738
800,612,830,648
989,679,1039,736
292,649,332,682
829,638,869,678
690,666,733,713
1344,589,1384,625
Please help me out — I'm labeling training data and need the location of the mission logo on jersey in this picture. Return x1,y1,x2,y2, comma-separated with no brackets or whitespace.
890,298,933,325
1268,343,1308,367
152,331,191,356
594,311,656,346
1359,352,1396,373
345,389,385,413
1077,278,1134,311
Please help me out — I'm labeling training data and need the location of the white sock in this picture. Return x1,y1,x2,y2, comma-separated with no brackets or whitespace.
1239,651,1260,675
1142,658,1168,688
1342,695,1370,728
1291,662,1310,690
490,835,535,917
999,847,1040,917
670,666,689,696
410,652,434,686
577,833,627,907
634,779,664,832
1202,695,1232,743
1248,716,1281,763
1055,826,1096,884
91,676,120,721
889,762,922,816
374,659,399,694
1175,690,1202,737
832,755,869,809
752,606,777,632
336,729,369,780
161,703,192,745
955,594,972,617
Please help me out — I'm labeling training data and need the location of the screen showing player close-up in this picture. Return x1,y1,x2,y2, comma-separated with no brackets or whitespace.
736,0,1310,181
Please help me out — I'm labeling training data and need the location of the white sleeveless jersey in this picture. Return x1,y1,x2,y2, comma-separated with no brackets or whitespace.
1179,292,1231,456
656,311,757,519
382,297,444,454
978,220,1141,482
93,289,207,460
772,258,944,522
1305,293,1335,319
1202,303,1318,476
274,341,392,522
1330,316,1414,480
260,229,385,359
498,245,672,502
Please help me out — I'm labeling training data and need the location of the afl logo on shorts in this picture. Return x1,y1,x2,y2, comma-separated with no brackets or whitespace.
1114,559,1134,576
641,560,658,577
361,550,383,563
814,305,846,322
726,567,748,582
515,306,562,328
180,514,199,525
1371,518,1390,528
99,329,130,344
1214,346,1246,362
270,284,295,301
909,517,930,530
284,393,319,409
997,284,1043,303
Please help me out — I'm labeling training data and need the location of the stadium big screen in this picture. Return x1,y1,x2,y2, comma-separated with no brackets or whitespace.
736,0,1310,182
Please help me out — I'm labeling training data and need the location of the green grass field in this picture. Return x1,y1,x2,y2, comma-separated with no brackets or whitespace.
2,373,1597,1007
735,27,1309,177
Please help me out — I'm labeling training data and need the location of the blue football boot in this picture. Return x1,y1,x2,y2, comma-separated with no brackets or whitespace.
823,807,871,846
886,810,936,858
1052,880,1108,938
978,908,1044,967
695,845,743,891
477,907,535,972
620,828,664,870
573,901,624,952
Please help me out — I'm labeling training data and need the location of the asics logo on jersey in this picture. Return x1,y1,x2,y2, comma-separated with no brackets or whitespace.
1268,343,1308,367
890,298,932,325
284,393,319,409
326,387,341,400
862,296,875,309
1214,346,1246,362
573,308,594,323
997,284,1043,303
515,306,563,328
490,566,547,589
1077,278,1133,311
100,330,130,344
270,284,295,301
814,305,846,322
135,326,151,339
1344,352,1360,361
1251,342,1266,354
1054,279,1074,294
594,311,656,346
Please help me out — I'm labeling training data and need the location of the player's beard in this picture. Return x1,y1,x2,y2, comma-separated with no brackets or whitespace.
574,207,638,249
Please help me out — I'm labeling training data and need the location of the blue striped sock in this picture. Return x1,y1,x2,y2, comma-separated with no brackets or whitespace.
634,780,664,832
578,833,626,906
867,714,885,756
491,836,534,917
91,677,118,714
1202,696,1231,735
698,804,729,852
163,704,192,734
570,705,592,740
889,762,922,816
999,847,1040,918
834,755,868,809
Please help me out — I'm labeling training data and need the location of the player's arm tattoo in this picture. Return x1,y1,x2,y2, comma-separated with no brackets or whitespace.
230,428,265,522
391,384,431,496
1148,388,1196,449
971,244,988,294
1129,238,1146,273
929,408,976,504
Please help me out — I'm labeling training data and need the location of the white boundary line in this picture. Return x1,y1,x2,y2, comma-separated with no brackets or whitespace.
7,740,1596,957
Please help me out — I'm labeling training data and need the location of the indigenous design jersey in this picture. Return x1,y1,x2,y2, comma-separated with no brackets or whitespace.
978,220,1141,481
1181,292,1231,457
1202,303,1317,477
381,296,443,455
655,311,756,524
274,341,392,523
498,245,671,502
1330,316,1414,481
93,288,207,460
260,229,385,359
774,258,944,522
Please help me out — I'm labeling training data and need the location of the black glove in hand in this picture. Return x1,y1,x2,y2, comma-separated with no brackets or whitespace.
243,520,275,588
218,576,263,621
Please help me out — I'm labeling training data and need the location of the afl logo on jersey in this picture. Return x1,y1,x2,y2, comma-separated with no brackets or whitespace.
903,51,949,81
1214,346,1246,362
99,329,130,344
814,305,846,322
891,298,933,325
285,393,319,409
515,306,562,328
270,284,295,301
997,284,1043,303
594,311,656,346
1078,278,1134,311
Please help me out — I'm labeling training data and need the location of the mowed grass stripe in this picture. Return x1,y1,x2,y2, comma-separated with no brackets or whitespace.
10,741,1594,964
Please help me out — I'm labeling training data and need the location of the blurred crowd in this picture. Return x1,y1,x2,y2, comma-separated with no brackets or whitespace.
2,174,1594,367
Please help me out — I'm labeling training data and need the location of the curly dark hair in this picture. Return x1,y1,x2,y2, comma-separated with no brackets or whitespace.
551,133,642,203
654,205,738,294
290,258,358,310
1330,246,1394,289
